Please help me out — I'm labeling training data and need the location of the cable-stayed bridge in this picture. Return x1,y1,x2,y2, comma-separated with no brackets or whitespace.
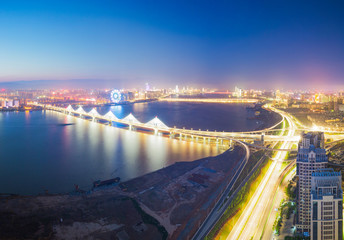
35,104,300,151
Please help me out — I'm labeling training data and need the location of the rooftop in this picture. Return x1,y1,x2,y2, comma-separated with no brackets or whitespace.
312,168,341,177
302,131,323,139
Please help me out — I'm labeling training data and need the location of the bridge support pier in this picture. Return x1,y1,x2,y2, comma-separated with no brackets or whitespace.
154,129,158,135
129,125,132,131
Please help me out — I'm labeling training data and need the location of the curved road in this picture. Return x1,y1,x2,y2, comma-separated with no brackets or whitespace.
225,109,296,240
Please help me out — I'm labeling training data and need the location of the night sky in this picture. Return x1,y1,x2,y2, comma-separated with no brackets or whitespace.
1,1,344,90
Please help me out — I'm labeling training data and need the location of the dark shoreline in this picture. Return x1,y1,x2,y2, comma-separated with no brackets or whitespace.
254,106,282,130
0,147,245,240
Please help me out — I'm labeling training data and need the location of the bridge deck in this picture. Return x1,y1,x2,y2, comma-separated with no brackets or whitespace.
36,104,299,147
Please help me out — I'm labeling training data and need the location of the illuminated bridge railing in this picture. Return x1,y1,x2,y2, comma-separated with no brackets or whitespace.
44,104,172,132
36,104,299,143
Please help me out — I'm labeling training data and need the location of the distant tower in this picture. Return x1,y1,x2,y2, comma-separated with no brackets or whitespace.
175,85,179,94
296,132,327,236
234,86,243,97
276,89,281,100
145,83,150,91
311,169,343,240
334,97,339,111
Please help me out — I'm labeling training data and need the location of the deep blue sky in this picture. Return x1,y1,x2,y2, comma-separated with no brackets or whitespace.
0,1,344,90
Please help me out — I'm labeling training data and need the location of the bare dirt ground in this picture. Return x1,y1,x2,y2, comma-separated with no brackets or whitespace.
0,147,244,240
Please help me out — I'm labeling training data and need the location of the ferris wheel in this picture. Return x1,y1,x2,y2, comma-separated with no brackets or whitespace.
110,89,122,103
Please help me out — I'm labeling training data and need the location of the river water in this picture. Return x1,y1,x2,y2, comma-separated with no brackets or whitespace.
0,102,270,195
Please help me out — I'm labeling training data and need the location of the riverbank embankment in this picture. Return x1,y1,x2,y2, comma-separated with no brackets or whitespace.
0,146,245,240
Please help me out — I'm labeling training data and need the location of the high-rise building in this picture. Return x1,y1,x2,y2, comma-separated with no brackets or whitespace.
233,86,243,97
6,100,13,107
311,169,343,240
275,89,281,100
296,132,327,236
14,100,20,107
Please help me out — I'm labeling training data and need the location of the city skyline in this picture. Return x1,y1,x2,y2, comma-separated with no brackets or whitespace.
2,2,344,239
1,1,344,90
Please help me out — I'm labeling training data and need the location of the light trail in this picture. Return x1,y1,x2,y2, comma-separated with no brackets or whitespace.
226,108,296,240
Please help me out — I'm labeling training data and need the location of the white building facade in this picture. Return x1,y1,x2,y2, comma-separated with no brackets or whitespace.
296,132,327,235
311,169,343,240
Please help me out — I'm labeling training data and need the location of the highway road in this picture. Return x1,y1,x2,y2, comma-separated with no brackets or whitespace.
42,102,344,239
192,139,250,240
226,108,296,240
261,162,296,240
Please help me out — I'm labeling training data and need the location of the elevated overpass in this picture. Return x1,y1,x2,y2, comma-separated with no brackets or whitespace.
35,103,300,147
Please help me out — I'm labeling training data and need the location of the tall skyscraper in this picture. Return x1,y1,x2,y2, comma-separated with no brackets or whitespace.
233,86,243,97
296,132,327,236
311,169,343,240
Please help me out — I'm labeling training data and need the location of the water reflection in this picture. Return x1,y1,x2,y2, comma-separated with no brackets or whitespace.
97,101,262,131
0,110,222,195
145,133,168,170
109,105,124,118
122,129,141,178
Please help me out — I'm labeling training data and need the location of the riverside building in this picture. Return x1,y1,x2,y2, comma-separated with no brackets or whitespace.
311,169,343,240
296,132,327,236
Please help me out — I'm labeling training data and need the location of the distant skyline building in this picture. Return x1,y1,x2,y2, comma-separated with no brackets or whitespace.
275,89,281,100
296,132,327,236
233,86,243,98
14,100,19,107
311,169,343,240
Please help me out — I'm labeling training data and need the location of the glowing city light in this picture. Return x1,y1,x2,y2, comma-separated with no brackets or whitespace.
110,89,122,103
